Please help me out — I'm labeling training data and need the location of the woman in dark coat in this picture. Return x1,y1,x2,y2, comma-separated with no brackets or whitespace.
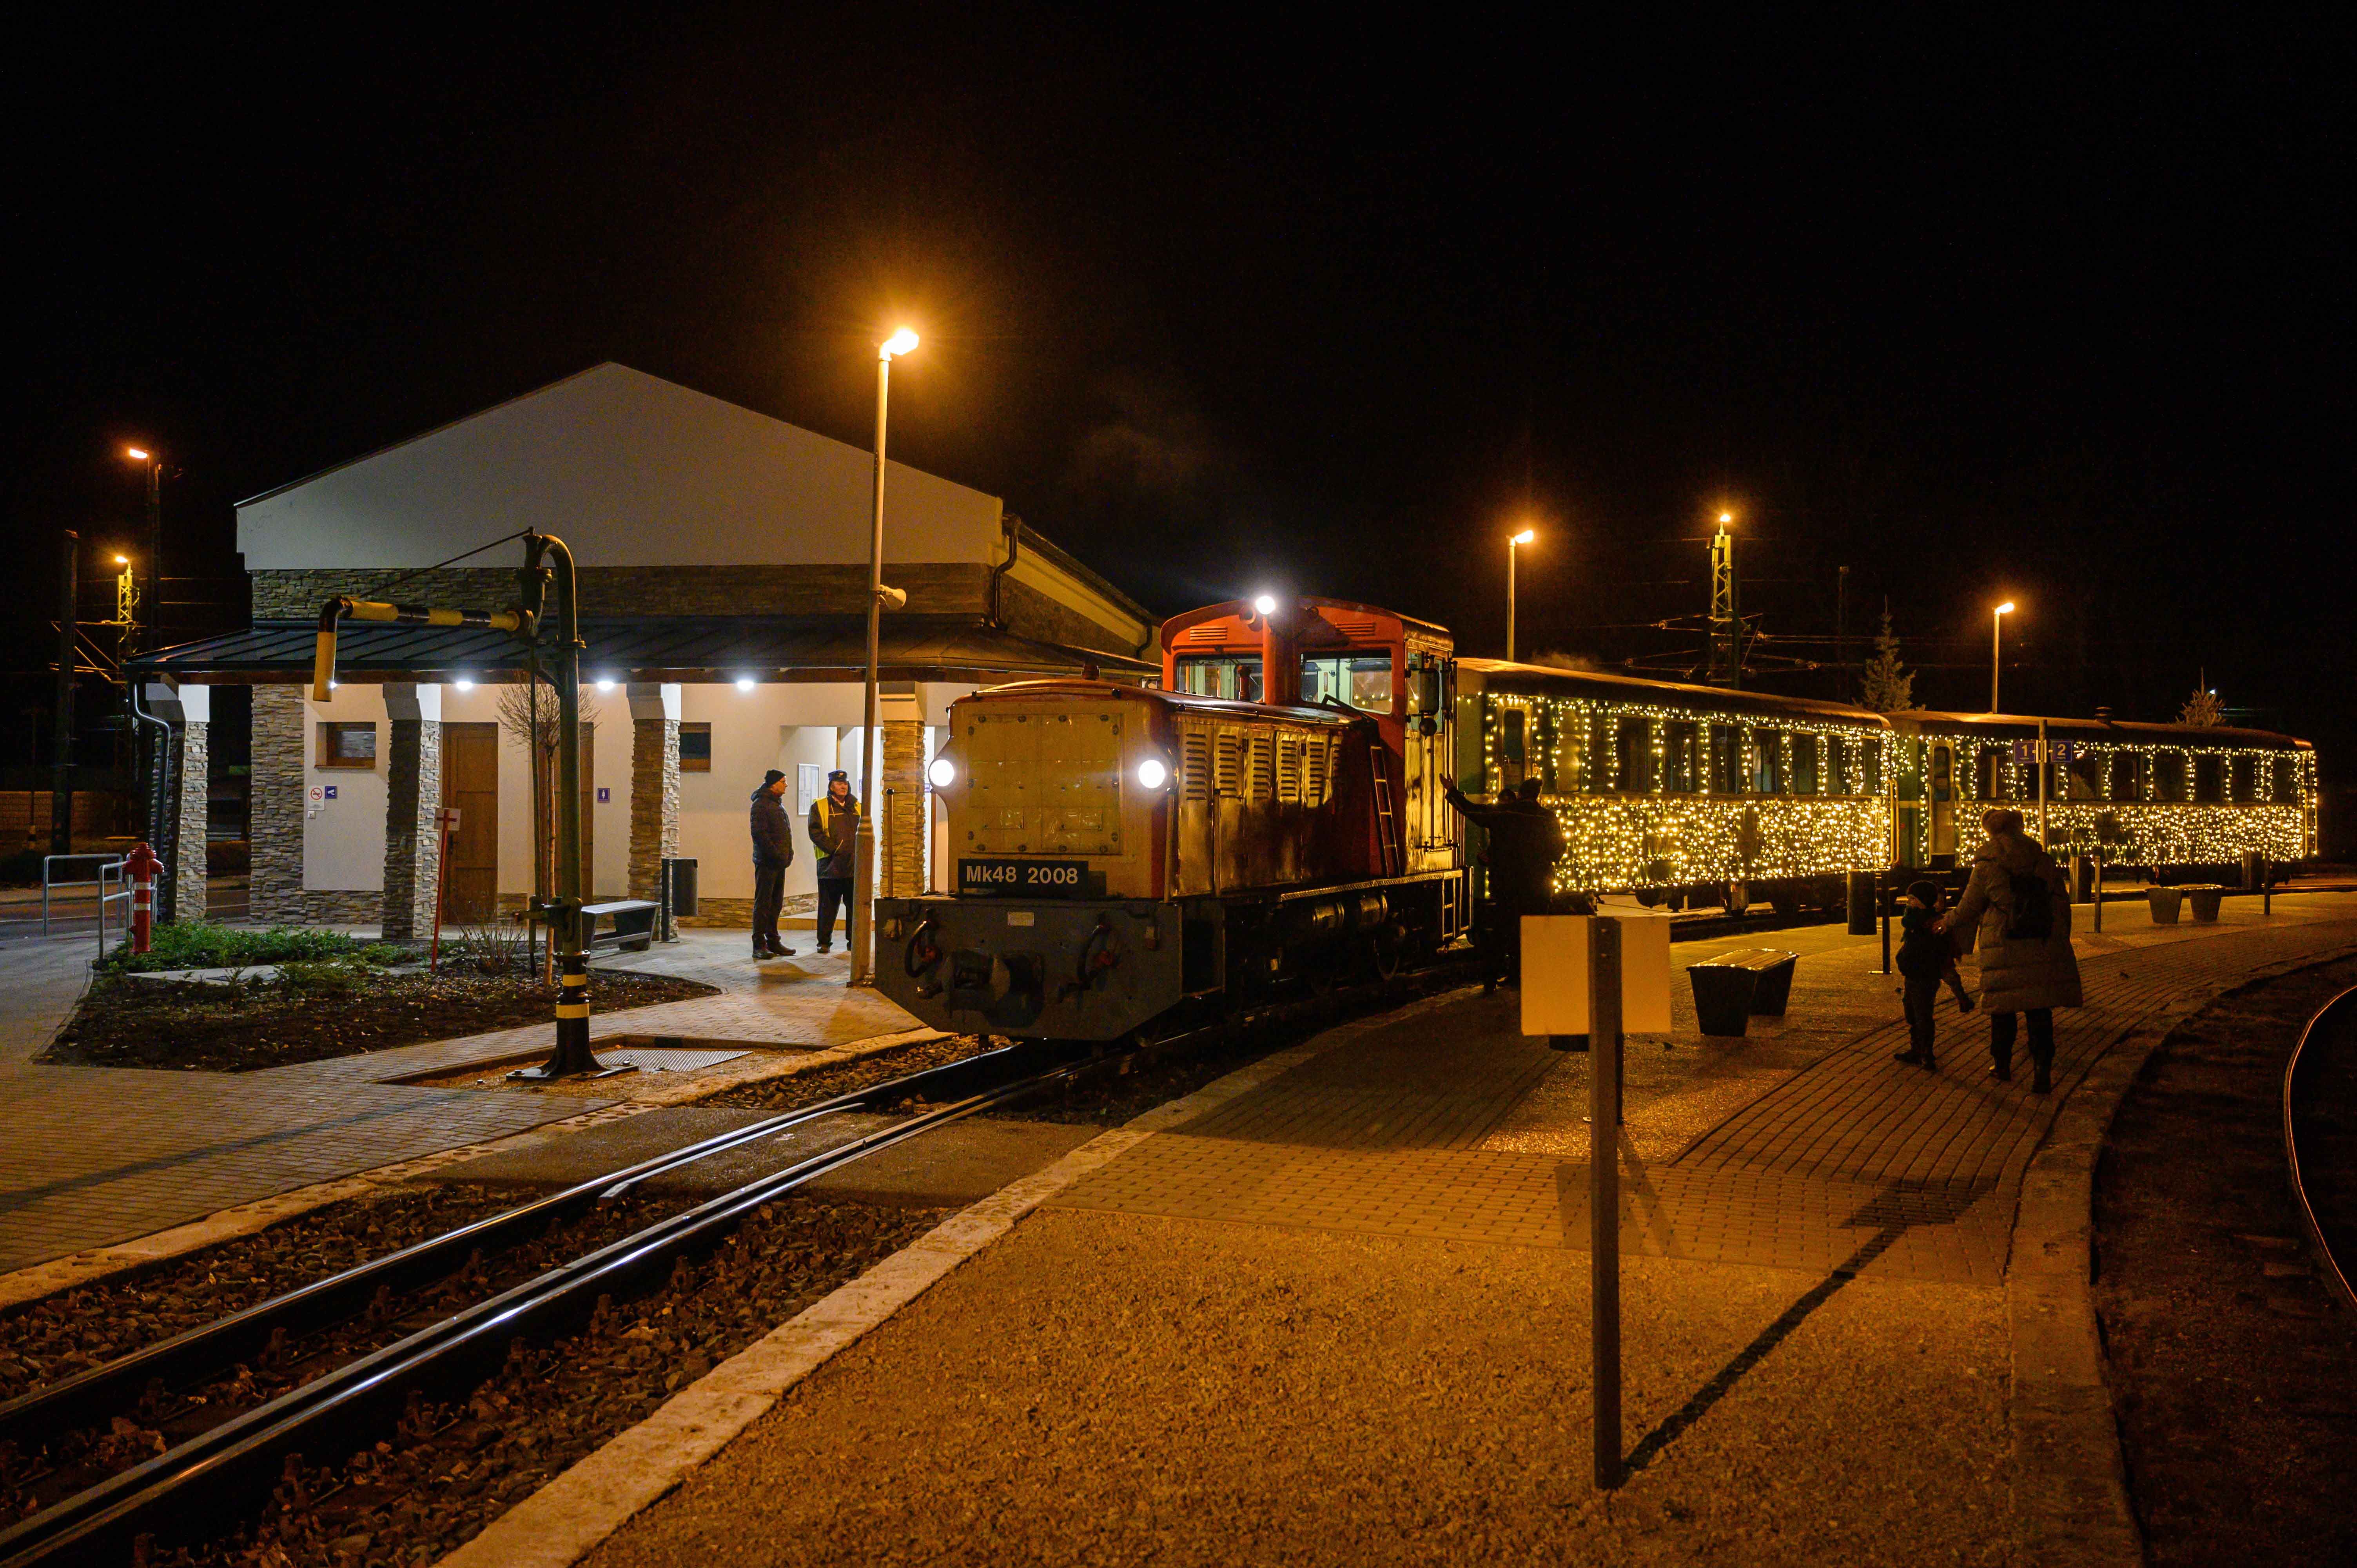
1938,807,2082,1091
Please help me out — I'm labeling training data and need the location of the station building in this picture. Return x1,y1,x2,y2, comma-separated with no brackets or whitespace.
132,363,1157,934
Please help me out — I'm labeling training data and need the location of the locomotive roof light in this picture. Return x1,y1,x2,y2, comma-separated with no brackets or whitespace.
1135,754,1170,790
735,675,757,692
927,755,957,789
1253,593,1278,616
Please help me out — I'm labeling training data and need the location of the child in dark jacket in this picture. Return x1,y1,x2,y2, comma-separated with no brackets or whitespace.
1894,879,1972,1068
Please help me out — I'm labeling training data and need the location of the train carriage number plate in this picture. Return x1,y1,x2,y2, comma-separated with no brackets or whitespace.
960,859,1088,896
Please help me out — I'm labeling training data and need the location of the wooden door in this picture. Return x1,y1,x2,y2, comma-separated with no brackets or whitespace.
441,722,499,926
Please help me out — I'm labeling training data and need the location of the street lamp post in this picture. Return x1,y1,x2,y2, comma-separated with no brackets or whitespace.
1506,529,1535,662
851,327,919,987
125,449,161,654
1990,600,2014,713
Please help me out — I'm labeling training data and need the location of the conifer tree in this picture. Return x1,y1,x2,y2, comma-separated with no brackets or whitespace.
1858,604,1918,713
2177,685,2225,726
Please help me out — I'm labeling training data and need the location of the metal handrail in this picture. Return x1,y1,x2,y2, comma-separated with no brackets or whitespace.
41,854,128,945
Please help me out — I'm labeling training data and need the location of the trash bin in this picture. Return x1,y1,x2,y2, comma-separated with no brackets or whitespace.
2070,855,2095,903
2184,884,2225,921
2146,886,2184,924
1846,871,1876,936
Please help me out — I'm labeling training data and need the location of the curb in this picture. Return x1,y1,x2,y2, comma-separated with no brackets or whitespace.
2004,942,2357,1566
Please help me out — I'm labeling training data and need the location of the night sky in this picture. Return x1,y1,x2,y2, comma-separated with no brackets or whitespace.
6,9,2350,781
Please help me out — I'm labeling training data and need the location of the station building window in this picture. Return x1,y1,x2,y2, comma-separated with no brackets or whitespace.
316,721,377,769
678,721,712,772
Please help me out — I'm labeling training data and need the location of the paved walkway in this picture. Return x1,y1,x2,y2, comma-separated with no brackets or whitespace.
0,930,922,1274
581,893,2357,1567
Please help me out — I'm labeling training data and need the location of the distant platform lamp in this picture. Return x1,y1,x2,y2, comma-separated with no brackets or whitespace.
1506,528,1535,662
853,326,919,987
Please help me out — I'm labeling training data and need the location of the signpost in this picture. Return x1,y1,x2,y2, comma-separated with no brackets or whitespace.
1521,913,1672,1490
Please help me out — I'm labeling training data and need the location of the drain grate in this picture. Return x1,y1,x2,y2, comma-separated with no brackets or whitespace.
592,1046,749,1075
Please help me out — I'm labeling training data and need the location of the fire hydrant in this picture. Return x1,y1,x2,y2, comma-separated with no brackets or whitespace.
123,841,160,955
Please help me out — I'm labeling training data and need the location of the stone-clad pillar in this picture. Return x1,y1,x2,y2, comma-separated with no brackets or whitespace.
627,683,682,900
249,683,307,923
879,684,925,900
381,683,443,940
145,681,211,923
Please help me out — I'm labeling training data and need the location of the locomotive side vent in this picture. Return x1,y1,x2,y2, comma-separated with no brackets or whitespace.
1306,735,1330,803
1182,727,1212,802
1214,731,1244,798
1248,733,1275,801
1277,733,1302,803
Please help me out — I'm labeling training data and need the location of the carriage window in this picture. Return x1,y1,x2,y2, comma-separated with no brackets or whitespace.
1792,735,1820,795
1300,655,1393,712
2274,756,2300,803
2230,755,2256,802
2067,753,2103,800
1973,747,2000,802
1613,718,1650,791
1863,737,1884,796
1752,730,1784,794
2156,751,2189,801
1498,707,1526,767
1708,725,1742,793
1826,736,1851,794
2193,754,2225,803
1176,655,1261,703
2110,751,2141,799
1663,721,1698,793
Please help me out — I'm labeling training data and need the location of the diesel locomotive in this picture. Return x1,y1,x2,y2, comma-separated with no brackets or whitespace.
874,598,1464,1040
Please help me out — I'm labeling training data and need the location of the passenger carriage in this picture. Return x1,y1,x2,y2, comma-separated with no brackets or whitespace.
1885,711,2318,877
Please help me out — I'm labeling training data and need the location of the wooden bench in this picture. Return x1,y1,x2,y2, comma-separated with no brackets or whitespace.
584,899,661,955
1686,947,1799,1037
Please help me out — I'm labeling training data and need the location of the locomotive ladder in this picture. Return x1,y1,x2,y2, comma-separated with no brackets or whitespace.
1368,732,1405,878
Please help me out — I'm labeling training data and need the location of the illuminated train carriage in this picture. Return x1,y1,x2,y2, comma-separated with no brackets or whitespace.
1885,712,2318,875
1453,661,1897,914
873,599,1468,1041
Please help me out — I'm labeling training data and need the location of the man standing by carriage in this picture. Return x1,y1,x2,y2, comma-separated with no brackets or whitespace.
1440,774,1565,988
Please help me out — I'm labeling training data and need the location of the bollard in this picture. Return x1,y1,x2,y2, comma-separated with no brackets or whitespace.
123,841,159,955
1845,869,1875,936
2092,850,2103,934
1879,870,1892,976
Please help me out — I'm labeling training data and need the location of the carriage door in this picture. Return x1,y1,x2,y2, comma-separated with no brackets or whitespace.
1928,740,1957,864
1404,652,1454,869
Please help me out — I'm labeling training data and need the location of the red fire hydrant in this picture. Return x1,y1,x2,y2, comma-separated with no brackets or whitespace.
124,841,160,955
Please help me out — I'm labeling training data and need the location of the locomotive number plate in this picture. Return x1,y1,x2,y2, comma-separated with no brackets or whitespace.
959,859,1088,896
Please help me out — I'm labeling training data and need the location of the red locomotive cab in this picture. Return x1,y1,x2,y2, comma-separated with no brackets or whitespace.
1161,598,1459,880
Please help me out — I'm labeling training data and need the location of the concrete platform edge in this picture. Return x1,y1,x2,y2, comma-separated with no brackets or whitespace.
434,994,1464,1568
2003,941,2357,1567
0,1027,947,1311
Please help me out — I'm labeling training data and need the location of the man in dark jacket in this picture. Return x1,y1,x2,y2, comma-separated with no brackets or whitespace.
1441,774,1566,986
749,769,797,961
807,769,861,955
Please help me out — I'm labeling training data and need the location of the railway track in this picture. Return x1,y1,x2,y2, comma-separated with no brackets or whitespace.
0,964,1464,1566
2283,983,2357,1314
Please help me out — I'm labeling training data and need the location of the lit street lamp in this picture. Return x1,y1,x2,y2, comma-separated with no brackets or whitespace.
852,328,919,986
1990,601,2015,713
123,448,162,654
1506,528,1535,662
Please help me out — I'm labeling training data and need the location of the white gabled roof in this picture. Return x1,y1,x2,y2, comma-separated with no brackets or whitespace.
237,363,1005,569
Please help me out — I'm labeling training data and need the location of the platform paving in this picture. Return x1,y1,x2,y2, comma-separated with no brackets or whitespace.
578,892,2357,1568
0,930,925,1275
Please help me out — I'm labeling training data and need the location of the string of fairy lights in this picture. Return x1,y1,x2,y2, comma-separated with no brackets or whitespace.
1477,693,2318,893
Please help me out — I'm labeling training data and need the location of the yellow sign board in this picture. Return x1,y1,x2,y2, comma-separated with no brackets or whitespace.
1520,915,1675,1036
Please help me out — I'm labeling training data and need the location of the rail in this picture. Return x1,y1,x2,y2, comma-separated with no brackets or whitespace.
2281,983,2357,1315
39,854,129,950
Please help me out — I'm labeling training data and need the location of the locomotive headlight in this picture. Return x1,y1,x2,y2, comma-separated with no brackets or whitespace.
927,756,957,789
1136,756,1170,790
